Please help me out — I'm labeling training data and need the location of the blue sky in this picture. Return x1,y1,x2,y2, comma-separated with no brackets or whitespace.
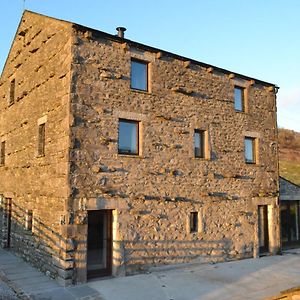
1,0,300,131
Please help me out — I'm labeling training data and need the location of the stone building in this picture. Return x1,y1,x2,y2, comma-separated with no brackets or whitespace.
280,177,300,248
0,11,280,285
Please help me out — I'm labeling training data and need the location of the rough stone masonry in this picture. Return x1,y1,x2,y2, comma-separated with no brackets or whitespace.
0,10,280,285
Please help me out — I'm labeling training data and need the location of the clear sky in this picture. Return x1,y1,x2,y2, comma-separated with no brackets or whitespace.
1,0,299,131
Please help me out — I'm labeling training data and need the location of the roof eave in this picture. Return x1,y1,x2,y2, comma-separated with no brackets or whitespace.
72,23,277,88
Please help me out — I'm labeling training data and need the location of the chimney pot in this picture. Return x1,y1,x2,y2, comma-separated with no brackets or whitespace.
116,27,126,38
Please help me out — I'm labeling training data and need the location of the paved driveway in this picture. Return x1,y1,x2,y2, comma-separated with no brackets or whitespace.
88,250,300,300
0,248,299,300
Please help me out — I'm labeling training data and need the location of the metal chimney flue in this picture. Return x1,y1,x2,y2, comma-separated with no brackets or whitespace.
116,27,126,38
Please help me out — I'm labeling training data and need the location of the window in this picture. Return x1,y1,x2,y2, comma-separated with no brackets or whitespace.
118,119,139,155
25,210,33,231
38,123,45,156
0,141,5,165
194,130,205,158
9,79,15,106
190,212,198,233
234,86,245,112
244,137,256,163
131,59,148,91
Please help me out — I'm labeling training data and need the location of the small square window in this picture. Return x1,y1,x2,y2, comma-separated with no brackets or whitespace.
234,86,245,112
131,59,148,91
118,119,139,155
0,141,5,166
9,79,15,106
194,130,205,158
38,123,46,156
190,212,198,233
244,137,256,163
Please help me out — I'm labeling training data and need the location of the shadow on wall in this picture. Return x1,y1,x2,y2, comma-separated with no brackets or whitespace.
74,236,238,279
0,198,73,282
118,238,234,274
0,198,250,284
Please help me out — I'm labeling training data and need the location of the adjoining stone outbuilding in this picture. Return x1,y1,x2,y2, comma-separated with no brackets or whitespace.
279,177,300,248
0,11,280,285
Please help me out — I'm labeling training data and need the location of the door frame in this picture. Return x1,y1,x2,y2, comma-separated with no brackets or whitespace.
87,210,113,279
258,205,269,254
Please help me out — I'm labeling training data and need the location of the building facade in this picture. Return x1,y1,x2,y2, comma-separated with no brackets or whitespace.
0,11,280,285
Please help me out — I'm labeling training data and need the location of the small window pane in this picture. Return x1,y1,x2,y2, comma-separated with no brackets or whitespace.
9,79,15,105
194,130,204,158
25,210,33,231
131,60,148,91
245,137,255,163
190,212,198,233
234,86,244,111
0,141,5,165
118,120,139,155
38,123,45,156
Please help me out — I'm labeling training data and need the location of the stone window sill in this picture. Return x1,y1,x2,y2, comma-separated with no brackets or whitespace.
193,157,210,161
234,109,247,113
245,162,259,166
117,154,144,159
189,231,204,236
130,88,151,95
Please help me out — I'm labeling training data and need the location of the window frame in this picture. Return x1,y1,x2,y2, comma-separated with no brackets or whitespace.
244,136,257,164
234,85,246,112
0,141,5,166
9,79,16,106
130,59,149,92
25,210,33,231
38,123,46,157
118,119,140,156
194,129,206,159
190,212,198,233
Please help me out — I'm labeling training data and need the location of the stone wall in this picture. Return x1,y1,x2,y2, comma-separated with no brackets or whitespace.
68,27,280,280
0,11,73,284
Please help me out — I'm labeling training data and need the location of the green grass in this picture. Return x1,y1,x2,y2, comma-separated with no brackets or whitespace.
279,160,300,185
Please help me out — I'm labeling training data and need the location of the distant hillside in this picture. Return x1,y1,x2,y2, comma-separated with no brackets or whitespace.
278,128,300,185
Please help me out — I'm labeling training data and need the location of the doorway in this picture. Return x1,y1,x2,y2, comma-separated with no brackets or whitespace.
87,210,112,279
258,205,269,254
